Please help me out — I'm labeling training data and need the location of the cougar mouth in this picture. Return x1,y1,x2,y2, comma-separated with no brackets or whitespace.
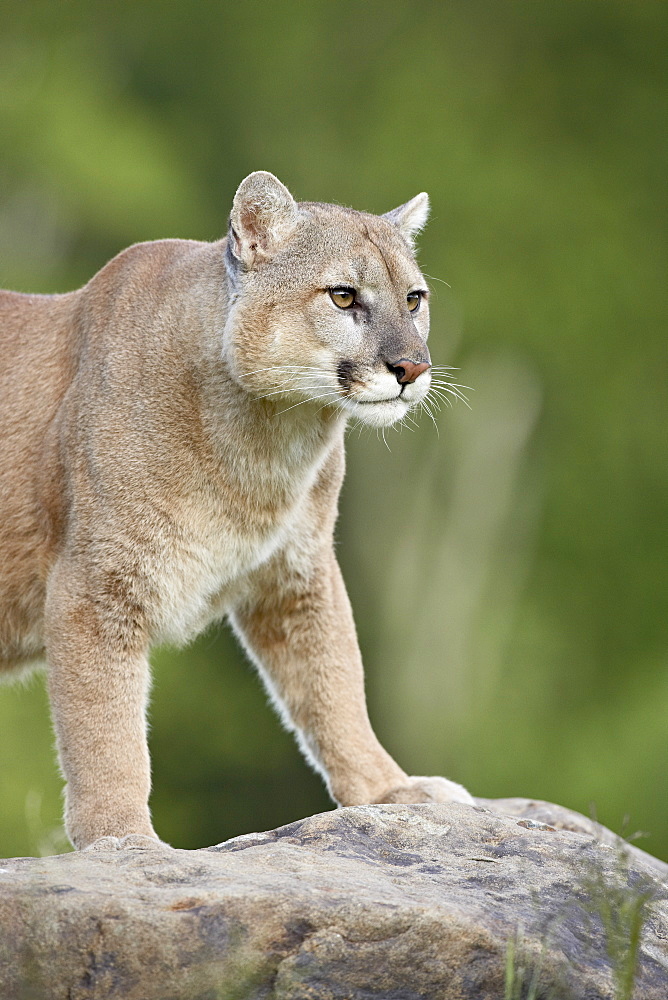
354,394,402,405
338,394,408,428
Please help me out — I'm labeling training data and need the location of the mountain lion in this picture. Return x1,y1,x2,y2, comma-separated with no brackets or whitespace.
0,171,473,850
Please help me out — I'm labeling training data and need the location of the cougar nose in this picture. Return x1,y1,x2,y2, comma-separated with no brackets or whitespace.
387,359,431,384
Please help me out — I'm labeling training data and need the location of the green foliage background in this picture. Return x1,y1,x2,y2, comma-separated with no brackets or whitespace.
1,1,666,859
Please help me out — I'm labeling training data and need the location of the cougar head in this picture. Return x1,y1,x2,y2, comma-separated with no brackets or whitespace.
223,171,432,428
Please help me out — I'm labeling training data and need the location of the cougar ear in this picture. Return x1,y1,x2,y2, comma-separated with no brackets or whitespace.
383,192,430,244
229,171,299,267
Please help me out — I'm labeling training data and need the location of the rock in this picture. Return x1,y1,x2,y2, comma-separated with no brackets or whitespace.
481,797,668,882
0,798,666,999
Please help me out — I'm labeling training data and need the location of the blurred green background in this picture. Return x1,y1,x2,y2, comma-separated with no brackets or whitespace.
1,1,666,860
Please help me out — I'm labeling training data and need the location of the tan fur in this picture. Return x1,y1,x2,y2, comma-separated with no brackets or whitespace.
0,172,472,850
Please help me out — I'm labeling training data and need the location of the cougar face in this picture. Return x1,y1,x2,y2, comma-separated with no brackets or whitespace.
223,176,432,428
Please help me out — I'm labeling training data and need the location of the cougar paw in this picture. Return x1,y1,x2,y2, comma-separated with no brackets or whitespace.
374,775,475,806
83,833,169,852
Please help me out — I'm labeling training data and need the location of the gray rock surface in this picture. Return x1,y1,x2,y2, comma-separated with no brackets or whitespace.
0,798,666,999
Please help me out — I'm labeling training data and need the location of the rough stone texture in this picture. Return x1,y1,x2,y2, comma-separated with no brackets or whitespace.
0,798,666,999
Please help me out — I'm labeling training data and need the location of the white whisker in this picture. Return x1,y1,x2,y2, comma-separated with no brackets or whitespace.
380,427,391,452
239,365,335,378
315,395,346,415
430,389,462,409
425,393,444,413
430,383,472,408
394,415,414,435
419,399,440,437
421,272,451,288
256,382,337,400
429,377,472,391
429,389,452,406
273,390,342,416
422,393,441,419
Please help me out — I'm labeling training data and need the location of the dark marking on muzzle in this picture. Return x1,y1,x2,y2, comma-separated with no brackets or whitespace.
337,358,357,390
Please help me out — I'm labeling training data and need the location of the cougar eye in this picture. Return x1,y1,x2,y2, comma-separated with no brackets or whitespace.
407,291,422,313
329,287,356,310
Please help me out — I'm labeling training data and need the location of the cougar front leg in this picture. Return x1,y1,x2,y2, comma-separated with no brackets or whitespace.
232,546,418,806
45,560,157,849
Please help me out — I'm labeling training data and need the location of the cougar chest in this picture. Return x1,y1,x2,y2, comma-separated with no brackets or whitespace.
152,427,334,644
